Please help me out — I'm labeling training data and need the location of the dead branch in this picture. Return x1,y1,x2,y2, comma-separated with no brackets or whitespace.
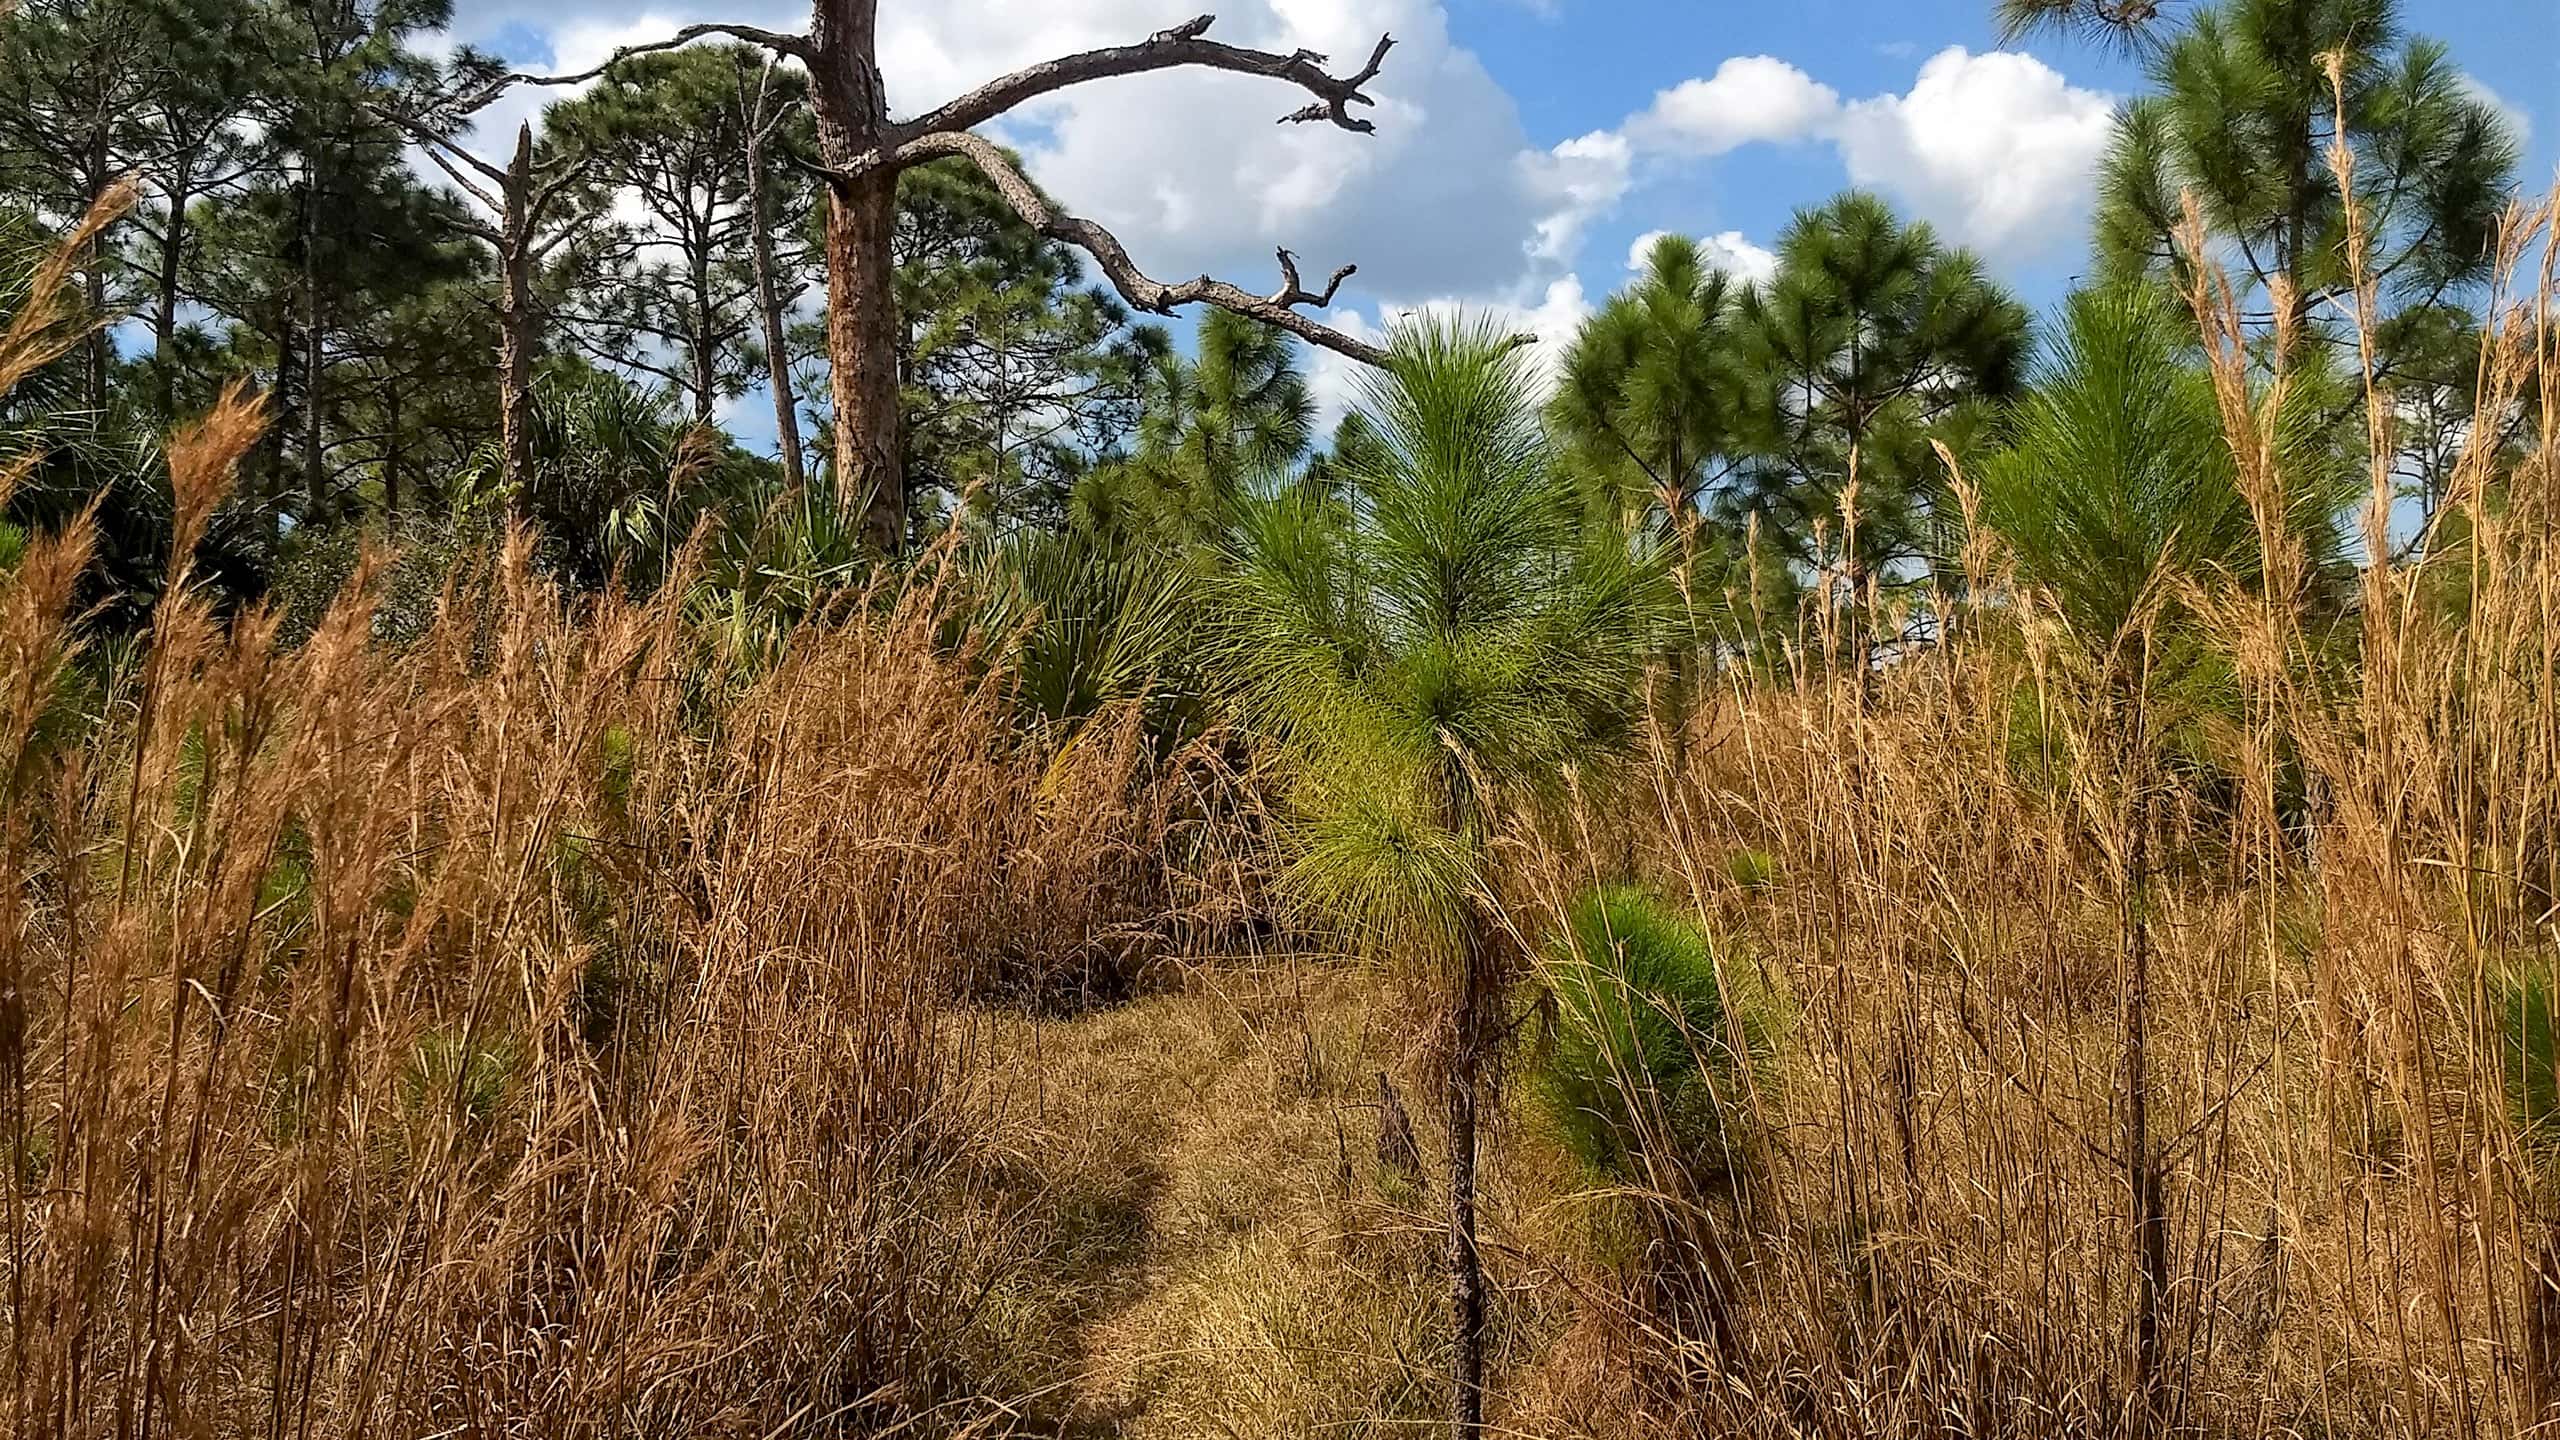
899,15,1394,143
893,129,1389,368
1272,248,1356,308
509,21,814,90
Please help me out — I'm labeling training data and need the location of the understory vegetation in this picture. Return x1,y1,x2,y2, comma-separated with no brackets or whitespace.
1,0,2555,1436
2,188,2554,1434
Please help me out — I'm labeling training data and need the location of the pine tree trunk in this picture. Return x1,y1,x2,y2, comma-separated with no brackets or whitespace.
744,127,806,490
83,265,109,418
497,128,537,519
383,383,400,520
82,130,110,417
825,171,901,552
807,0,903,554
689,249,717,427
497,252,535,517
263,287,292,554
151,173,192,418
300,177,326,515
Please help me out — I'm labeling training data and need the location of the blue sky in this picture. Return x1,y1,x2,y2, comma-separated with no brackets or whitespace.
441,0,2559,440
1457,0,2554,302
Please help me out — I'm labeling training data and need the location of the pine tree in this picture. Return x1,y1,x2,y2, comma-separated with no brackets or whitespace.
1550,232,1749,568
888,157,1160,535
546,47,764,427
1731,192,2028,603
0,0,166,409
2095,5,2513,363
184,0,473,536
1215,317,1669,1440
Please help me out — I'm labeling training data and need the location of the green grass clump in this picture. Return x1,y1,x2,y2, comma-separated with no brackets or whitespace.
1538,886,1769,1183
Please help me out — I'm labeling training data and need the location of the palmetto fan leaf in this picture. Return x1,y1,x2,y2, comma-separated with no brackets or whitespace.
973,523,1197,741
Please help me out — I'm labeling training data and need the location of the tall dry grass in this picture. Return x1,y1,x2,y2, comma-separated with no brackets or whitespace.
7,163,2560,1440
0,345,1189,1432
1506,177,2560,1438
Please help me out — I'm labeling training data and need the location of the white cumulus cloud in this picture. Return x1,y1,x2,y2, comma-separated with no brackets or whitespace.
1629,55,1841,156
1625,228,1777,287
2459,73,2532,150
1526,130,1634,262
1598,44,2115,265
1830,46,2115,262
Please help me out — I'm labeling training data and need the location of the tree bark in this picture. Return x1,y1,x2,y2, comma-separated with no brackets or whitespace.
688,244,717,426
262,284,292,553
82,129,111,417
744,119,806,490
805,0,904,552
151,173,192,418
496,126,539,519
496,260,535,514
382,382,401,519
824,166,902,553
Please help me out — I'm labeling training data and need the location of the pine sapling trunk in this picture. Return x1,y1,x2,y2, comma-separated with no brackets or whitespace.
1445,1027,1485,1440
1437,766,1492,1440
2530,1220,2560,1424
2116,680,2169,1429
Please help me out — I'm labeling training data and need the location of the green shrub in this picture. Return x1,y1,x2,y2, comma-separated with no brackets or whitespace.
2495,964,2560,1168
1724,848,1780,892
400,1029,519,1133
1537,886,1770,1183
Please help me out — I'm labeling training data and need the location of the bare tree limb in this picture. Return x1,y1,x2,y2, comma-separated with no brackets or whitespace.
376,105,507,201
530,154,601,220
507,21,814,92
898,14,1393,143
402,133,504,233
894,128,1390,368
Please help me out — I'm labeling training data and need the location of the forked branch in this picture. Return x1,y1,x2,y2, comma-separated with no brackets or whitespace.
1273,249,1357,308
897,129,1389,367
